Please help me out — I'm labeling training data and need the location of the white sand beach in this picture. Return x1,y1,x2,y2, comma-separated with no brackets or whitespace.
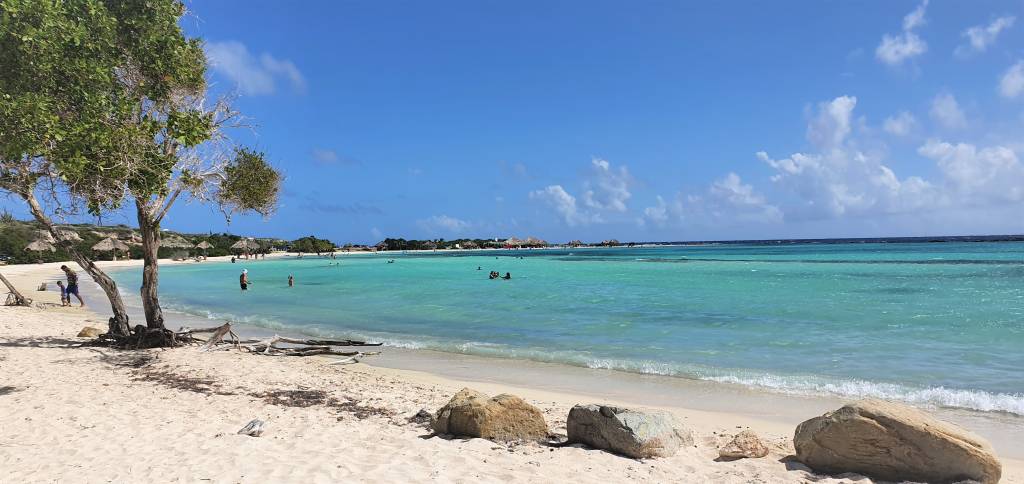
2,260,1022,483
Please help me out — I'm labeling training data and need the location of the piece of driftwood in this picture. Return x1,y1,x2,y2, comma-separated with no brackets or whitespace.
175,325,382,361
0,272,31,307
242,335,382,358
237,419,265,437
199,322,235,351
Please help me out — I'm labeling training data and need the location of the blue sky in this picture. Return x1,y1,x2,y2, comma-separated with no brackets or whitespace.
11,1,1024,243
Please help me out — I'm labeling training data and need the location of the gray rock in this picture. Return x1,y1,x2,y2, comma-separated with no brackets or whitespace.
566,404,692,459
794,399,1001,484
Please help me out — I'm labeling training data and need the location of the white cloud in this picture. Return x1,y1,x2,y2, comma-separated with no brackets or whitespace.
641,196,669,227
204,41,306,95
807,96,857,148
876,33,927,66
902,0,929,30
876,1,929,66
919,139,1024,202
640,174,781,228
529,185,595,227
883,111,917,136
957,16,1016,56
929,93,967,129
759,96,936,219
528,158,633,226
417,215,471,234
999,61,1024,99
581,158,632,212
706,173,783,222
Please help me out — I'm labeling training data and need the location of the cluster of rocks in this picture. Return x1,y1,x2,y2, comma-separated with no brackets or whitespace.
428,388,1002,483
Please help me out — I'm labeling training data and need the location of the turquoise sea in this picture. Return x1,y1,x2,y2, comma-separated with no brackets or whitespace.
112,242,1024,415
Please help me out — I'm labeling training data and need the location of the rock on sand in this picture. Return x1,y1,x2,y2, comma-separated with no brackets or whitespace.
566,404,692,459
794,399,1001,484
431,388,548,442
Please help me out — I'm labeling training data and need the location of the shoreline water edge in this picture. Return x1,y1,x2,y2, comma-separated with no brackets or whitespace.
81,253,1024,455
3,255,1023,483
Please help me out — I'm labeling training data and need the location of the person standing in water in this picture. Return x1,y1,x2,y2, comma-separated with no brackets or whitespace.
60,265,84,307
288,274,294,287
240,269,250,292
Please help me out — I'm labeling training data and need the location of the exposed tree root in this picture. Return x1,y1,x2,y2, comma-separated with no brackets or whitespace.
89,322,382,363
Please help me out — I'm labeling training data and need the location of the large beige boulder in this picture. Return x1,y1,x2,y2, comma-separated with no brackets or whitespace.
431,388,548,442
794,399,1001,484
719,430,769,459
567,404,692,459
77,326,103,338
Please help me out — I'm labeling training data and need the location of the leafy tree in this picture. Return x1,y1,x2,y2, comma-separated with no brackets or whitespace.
0,0,281,341
0,0,136,333
289,235,336,254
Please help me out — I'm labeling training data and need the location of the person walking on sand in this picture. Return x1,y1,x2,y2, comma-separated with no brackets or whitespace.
60,265,84,307
240,269,250,292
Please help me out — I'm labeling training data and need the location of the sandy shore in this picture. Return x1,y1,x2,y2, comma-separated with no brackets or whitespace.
2,259,1022,483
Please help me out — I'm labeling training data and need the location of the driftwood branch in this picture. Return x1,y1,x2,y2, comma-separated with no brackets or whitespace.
175,325,381,361
199,322,234,351
0,272,31,307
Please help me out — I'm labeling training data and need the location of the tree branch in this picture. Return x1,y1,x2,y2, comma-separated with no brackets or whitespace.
153,187,183,224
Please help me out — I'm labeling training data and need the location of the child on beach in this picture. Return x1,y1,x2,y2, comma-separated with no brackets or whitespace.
56,281,69,306
60,265,84,307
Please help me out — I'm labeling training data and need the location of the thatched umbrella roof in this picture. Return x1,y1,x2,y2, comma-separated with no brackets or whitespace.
36,229,80,242
25,239,56,252
505,237,524,247
47,228,82,242
195,241,213,250
524,236,547,247
92,237,130,252
231,238,258,250
161,234,193,249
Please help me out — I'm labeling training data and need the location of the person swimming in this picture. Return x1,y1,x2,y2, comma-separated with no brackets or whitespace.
240,269,250,291
502,272,511,280
489,271,499,279
288,274,294,287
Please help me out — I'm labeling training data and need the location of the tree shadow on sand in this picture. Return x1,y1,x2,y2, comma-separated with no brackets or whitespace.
0,336,87,348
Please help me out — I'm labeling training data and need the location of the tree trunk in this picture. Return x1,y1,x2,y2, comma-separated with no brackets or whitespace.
136,200,165,330
0,271,31,306
21,191,131,336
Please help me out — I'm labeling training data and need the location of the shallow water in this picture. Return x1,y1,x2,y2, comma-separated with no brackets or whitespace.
112,242,1024,415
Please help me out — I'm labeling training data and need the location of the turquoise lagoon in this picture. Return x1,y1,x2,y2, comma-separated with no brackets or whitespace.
112,242,1024,414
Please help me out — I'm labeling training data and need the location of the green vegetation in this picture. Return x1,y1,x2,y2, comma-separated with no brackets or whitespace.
289,235,336,254
0,0,282,336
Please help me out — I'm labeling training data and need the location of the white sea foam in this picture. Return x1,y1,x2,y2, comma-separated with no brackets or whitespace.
704,373,1024,415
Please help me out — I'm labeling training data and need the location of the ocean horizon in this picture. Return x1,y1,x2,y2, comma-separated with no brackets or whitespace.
111,240,1024,416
